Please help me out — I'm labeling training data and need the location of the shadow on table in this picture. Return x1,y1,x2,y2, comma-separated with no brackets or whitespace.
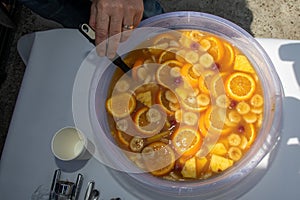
251,42,300,198
234,41,300,200
55,158,88,173
279,42,300,137
54,145,95,172
279,42,300,178
279,43,300,86
279,42,300,150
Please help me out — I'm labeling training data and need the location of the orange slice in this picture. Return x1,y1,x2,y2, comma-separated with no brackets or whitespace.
158,47,179,64
153,33,177,45
175,49,187,63
106,93,136,118
204,106,232,135
210,72,227,97
148,33,177,56
189,30,204,42
180,95,209,112
171,127,202,157
162,60,184,68
225,72,256,101
142,141,175,176
198,70,217,95
156,60,184,88
180,63,199,88
156,89,175,115
133,107,164,136
203,36,225,63
198,114,208,137
220,42,235,71
117,130,133,147
132,58,144,80
238,122,256,148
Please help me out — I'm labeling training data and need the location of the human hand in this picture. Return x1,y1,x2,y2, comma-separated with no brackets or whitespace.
89,0,144,59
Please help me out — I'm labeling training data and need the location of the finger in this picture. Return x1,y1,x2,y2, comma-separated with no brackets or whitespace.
120,15,134,42
95,12,110,56
120,29,133,43
107,15,123,59
89,2,97,30
133,9,143,27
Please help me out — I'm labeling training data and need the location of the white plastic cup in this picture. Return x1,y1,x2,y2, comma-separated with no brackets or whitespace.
51,127,91,161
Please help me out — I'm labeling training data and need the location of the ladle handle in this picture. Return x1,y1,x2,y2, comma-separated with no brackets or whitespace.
79,23,131,74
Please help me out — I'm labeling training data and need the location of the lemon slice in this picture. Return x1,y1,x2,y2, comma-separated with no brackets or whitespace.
142,142,175,176
133,106,165,136
171,127,202,157
106,93,136,118
156,60,184,88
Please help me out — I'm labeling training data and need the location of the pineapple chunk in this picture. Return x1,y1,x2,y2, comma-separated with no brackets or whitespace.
233,55,255,74
210,143,227,156
136,91,152,107
181,157,197,178
210,154,233,173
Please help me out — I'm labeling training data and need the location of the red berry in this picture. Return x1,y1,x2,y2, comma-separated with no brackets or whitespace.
229,100,237,109
238,125,245,133
174,77,182,85
190,42,200,50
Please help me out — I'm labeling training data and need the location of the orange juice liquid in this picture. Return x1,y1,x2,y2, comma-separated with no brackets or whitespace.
105,30,264,180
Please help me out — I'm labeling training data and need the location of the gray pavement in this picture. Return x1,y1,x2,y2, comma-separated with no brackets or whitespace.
0,0,299,156
160,0,299,40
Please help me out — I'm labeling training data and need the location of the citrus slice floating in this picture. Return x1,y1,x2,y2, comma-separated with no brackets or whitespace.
180,94,209,112
132,58,144,80
156,60,184,88
189,30,204,42
147,33,177,56
198,70,216,95
204,106,232,135
171,127,202,157
198,113,208,137
153,33,177,45
106,93,136,118
180,63,199,88
158,47,179,64
133,107,164,136
210,72,227,97
203,36,225,63
156,89,175,115
225,72,256,101
242,122,256,148
220,42,235,71
117,130,133,147
142,141,175,176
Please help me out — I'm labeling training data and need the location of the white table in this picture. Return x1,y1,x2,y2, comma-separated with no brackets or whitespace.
0,29,299,199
